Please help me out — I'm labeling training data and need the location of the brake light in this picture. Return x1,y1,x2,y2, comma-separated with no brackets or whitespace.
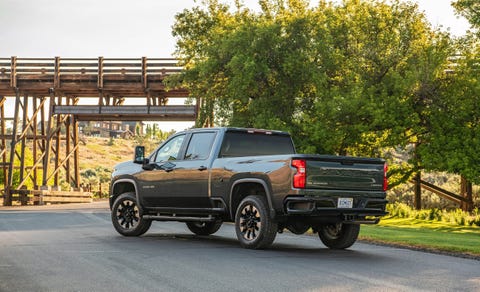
292,159,306,189
383,163,388,191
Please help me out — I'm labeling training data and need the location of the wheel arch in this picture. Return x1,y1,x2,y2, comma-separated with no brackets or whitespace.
110,178,141,211
229,178,275,221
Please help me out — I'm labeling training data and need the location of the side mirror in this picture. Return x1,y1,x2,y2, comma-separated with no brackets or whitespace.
134,146,145,164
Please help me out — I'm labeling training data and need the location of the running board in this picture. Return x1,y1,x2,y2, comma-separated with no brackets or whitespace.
143,214,216,222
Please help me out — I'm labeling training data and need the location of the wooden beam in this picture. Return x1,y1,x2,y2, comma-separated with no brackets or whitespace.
98,56,104,89
10,56,16,88
5,90,21,206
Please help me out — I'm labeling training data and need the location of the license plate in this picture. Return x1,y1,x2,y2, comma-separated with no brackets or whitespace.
338,198,353,208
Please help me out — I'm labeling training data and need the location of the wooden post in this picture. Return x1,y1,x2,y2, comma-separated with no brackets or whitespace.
65,97,71,185
97,56,104,89
40,96,46,187
54,57,60,89
32,97,38,189
54,96,62,186
0,96,7,200
18,94,28,188
10,56,17,88
414,171,422,210
413,143,422,210
42,89,55,187
73,114,80,188
5,90,21,206
142,57,147,89
460,176,473,212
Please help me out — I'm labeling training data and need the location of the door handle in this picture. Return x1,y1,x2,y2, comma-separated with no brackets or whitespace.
198,166,207,171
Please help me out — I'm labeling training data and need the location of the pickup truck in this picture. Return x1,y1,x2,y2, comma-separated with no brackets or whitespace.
110,127,388,249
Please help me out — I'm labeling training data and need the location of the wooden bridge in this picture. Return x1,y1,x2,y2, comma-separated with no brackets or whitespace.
0,57,195,205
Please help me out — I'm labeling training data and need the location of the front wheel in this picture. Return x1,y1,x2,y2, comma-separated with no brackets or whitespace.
186,221,222,235
318,223,360,249
111,192,151,236
235,195,277,249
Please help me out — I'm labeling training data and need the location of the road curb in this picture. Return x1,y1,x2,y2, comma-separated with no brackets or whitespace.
359,238,480,261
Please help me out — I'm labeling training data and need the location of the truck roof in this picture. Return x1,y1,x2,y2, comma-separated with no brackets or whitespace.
178,127,291,136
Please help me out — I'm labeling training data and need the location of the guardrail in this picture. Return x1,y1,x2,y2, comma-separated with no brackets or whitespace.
8,189,93,205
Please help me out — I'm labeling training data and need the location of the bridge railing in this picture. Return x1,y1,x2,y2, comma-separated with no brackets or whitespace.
0,57,183,89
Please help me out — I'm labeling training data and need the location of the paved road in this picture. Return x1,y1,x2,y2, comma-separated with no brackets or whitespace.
0,202,478,292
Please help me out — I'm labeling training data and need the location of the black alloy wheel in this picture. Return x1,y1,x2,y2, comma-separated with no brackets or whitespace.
235,195,277,249
239,204,261,240
111,192,151,236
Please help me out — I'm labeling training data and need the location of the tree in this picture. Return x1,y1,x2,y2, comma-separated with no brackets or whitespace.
171,0,320,133
418,36,480,184
453,0,480,32
170,0,454,188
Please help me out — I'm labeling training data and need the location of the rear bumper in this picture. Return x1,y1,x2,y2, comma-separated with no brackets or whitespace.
283,196,388,224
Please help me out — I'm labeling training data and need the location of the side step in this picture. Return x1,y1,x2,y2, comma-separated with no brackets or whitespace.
143,214,217,222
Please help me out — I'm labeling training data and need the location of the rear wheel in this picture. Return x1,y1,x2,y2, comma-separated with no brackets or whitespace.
318,223,360,249
111,192,151,236
186,221,222,235
235,195,277,249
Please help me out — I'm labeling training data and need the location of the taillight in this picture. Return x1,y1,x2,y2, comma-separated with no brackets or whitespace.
383,163,388,191
292,159,306,189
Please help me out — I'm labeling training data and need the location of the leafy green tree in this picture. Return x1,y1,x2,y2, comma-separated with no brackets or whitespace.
418,36,480,184
171,0,319,133
170,0,455,188
453,0,480,32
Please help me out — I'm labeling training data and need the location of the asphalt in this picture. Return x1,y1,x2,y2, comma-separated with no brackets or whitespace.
0,202,479,291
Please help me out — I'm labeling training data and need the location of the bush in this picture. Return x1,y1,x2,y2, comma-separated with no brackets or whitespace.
387,203,480,227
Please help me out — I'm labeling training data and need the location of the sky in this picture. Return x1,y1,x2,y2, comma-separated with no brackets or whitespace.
0,0,472,131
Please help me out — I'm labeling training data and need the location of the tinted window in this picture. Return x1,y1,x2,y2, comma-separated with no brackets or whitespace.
219,132,295,157
154,134,185,162
185,132,216,160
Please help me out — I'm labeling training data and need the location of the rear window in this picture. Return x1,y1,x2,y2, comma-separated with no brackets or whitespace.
219,131,295,157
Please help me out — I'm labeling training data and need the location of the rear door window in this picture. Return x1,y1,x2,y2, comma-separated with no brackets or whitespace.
184,132,217,160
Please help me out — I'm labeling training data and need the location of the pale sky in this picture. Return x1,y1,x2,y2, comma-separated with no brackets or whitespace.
0,0,471,57
0,0,472,130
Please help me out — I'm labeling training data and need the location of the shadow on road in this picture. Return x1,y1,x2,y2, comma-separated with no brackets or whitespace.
138,231,395,263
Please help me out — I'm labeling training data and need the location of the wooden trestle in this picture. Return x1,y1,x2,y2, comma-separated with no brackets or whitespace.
0,57,194,205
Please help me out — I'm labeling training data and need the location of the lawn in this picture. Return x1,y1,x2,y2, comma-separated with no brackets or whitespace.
359,217,480,257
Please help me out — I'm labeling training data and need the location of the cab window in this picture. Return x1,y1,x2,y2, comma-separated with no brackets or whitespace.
154,134,185,163
184,132,216,160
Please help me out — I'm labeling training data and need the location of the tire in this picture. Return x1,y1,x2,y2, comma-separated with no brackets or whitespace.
318,223,360,249
235,195,277,249
186,221,222,235
111,192,152,236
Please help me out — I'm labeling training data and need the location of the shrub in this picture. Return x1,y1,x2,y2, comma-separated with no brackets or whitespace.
386,203,480,227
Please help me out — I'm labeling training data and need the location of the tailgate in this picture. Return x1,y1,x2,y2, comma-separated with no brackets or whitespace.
305,156,385,191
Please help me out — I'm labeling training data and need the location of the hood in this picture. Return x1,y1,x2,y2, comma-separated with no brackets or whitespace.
112,160,143,177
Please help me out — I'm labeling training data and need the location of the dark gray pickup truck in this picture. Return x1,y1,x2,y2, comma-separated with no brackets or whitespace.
110,127,388,249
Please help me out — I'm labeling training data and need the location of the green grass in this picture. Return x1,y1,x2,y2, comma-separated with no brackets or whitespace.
359,217,480,257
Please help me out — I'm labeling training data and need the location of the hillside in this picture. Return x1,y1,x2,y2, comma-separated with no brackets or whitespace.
79,137,136,170
77,137,140,196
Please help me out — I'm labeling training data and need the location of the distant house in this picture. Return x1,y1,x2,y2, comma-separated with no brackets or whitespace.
79,121,144,138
